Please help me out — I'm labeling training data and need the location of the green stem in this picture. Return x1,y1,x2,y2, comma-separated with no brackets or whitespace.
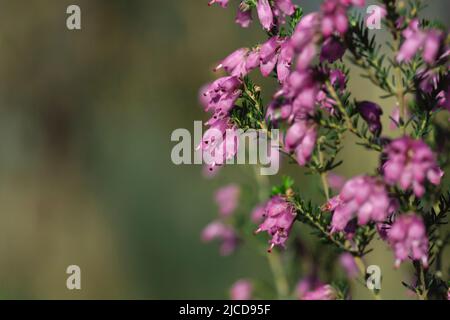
318,139,330,201
416,266,428,300
267,251,290,299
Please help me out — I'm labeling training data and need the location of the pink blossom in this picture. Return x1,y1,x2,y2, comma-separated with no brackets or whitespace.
208,0,229,8
320,0,364,37
277,69,320,117
383,137,443,197
389,105,410,130
388,214,429,268
235,7,252,28
327,173,346,191
255,196,297,252
324,176,391,233
251,204,266,223
202,221,239,256
215,48,262,78
285,120,317,166
339,253,359,278
256,0,274,31
259,37,294,83
230,279,253,300
201,76,242,114
397,19,444,64
298,279,337,300
273,0,296,24
215,184,240,217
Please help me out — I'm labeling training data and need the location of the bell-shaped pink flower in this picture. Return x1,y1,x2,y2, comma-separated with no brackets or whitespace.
324,176,391,233
296,276,337,300
339,253,359,279
208,0,229,8
235,7,252,28
256,0,274,31
215,184,240,217
202,221,240,256
285,120,317,166
383,137,443,197
230,279,253,300
388,214,429,268
255,196,297,252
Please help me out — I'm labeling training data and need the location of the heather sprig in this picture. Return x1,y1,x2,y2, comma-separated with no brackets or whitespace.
200,0,449,300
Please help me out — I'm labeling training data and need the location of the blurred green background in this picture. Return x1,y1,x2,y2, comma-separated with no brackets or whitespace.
0,0,448,299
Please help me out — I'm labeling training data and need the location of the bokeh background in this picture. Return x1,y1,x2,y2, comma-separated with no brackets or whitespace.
0,0,448,299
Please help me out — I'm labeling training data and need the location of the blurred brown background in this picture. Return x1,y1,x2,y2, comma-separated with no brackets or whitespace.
0,0,448,299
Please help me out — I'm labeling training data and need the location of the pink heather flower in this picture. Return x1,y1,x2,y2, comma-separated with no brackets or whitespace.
259,37,294,83
273,0,296,24
251,204,266,224
291,13,320,52
285,120,317,166
202,221,239,256
208,0,230,8
215,184,240,217
357,101,383,135
327,172,346,191
320,0,364,38
201,76,242,114
339,253,359,279
317,67,347,114
215,48,262,78
265,99,293,124
416,68,444,95
256,0,274,31
277,69,320,117
255,195,297,252
320,37,346,63
397,19,444,64
297,277,337,300
230,279,253,300
383,137,444,197
215,48,248,77
388,214,429,268
324,176,391,233
389,105,411,130
423,30,443,64
235,7,252,28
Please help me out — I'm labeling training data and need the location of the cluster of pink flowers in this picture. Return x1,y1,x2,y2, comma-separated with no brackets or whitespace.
255,195,297,252
199,77,241,171
202,185,241,255
200,0,449,299
209,0,296,30
383,137,443,197
324,175,392,233
202,221,239,255
296,277,336,300
215,184,240,217
397,19,444,64
387,213,429,268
